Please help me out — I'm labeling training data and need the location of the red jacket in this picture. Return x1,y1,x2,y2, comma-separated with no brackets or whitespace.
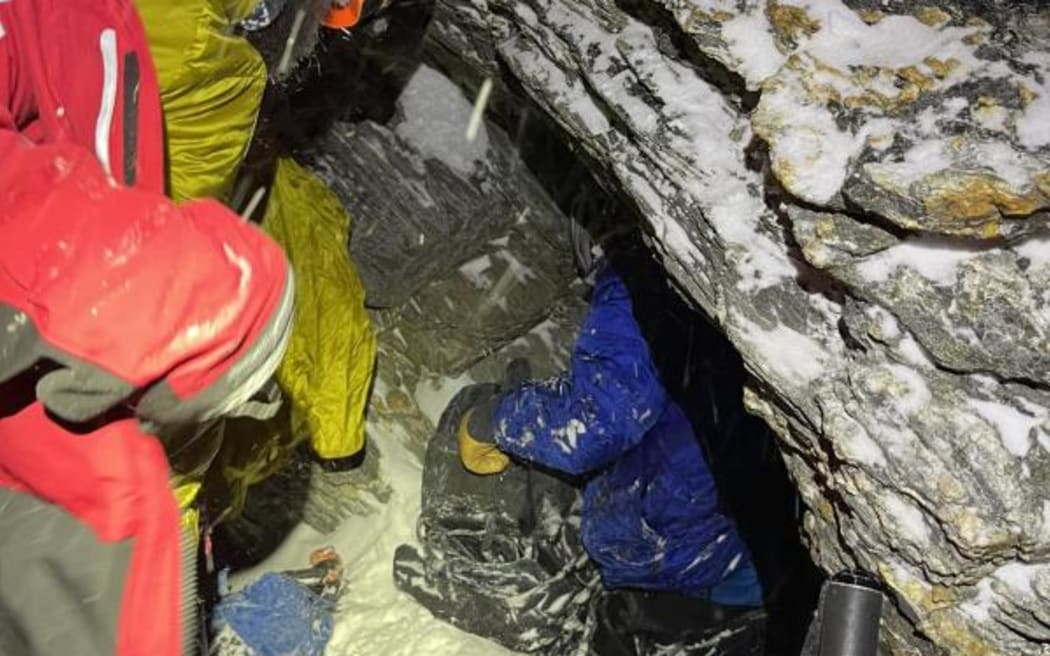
1,0,165,192
0,2,291,655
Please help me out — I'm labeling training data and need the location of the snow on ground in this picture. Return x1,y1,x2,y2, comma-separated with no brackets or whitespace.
414,372,477,427
233,386,518,656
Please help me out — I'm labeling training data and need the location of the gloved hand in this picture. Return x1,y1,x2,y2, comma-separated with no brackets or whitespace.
457,359,532,476
458,395,509,475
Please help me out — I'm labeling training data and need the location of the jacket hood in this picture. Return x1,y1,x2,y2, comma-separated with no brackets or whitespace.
0,136,292,424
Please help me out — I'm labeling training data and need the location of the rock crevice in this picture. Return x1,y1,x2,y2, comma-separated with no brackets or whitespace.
426,1,1050,654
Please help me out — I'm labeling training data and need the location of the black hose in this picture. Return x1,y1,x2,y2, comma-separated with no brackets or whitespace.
809,570,883,656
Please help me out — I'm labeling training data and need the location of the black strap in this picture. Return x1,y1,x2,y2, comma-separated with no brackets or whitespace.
122,52,140,187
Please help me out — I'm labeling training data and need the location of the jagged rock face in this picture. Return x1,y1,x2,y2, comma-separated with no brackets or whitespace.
426,1,1050,654
290,64,587,534
305,65,574,315
306,65,576,373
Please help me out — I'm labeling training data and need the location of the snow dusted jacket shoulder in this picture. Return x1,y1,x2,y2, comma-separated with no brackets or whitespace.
494,265,669,474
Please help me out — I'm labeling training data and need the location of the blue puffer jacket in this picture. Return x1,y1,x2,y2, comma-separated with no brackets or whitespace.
493,266,761,605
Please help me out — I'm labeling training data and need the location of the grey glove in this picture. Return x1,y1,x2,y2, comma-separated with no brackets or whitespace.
465,358,533,443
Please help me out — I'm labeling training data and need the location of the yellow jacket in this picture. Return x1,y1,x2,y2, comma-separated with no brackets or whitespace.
136,0,265,202
135,0,376,526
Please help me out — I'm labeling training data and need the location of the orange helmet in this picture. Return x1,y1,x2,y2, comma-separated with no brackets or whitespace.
323,0,387,29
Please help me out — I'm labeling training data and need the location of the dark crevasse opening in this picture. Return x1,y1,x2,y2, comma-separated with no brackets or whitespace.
435,59,826,654
488,93,826,656
225,3,823,654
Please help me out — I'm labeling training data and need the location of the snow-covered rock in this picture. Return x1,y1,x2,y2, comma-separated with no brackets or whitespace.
304,65,573,312
426,1,1050,654
664,0,1050,237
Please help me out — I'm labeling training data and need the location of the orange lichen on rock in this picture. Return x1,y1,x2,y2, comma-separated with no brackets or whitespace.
923,175,1046,231
857,8,885,24
924,56,960,79
767,1,821,43
915,6,952,27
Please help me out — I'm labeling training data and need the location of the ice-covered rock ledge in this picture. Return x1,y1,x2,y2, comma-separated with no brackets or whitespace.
426,1,1050,654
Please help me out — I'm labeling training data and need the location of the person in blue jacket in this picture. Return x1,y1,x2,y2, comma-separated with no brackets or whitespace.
457,262,763,609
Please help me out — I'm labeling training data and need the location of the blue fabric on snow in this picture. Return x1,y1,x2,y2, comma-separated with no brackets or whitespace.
213,573,334,656
493,266,761,604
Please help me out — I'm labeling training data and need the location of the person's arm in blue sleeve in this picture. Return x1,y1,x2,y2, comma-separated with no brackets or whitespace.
491,267,669,476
